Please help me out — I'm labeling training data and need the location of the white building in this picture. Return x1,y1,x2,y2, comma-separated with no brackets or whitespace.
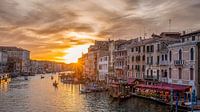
98,56,109,82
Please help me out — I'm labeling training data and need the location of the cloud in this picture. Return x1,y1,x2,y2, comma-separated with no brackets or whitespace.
0,0,200,62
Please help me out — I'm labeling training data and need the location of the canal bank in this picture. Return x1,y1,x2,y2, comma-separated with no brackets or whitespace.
0,74,183,112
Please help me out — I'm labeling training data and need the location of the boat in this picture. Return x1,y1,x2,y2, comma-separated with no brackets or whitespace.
24,76,28,80
51,76,54,80
80,87,91,94
109,82,131,99
53,81,58,87
41,75,45,79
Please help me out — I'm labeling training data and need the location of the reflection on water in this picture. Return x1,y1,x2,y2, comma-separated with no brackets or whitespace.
0,74,169,112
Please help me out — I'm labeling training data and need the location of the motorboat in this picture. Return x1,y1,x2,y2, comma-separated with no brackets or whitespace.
80,87,91,94
24,76,28,80
41,75,45,79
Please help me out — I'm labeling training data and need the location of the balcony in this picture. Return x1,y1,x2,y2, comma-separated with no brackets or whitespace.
160,61,168,66
143,75,158,81
174,60,185,66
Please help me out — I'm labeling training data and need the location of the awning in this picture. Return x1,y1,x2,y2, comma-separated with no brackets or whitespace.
136,83,191,92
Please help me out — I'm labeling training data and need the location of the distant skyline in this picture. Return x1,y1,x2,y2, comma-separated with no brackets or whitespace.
0,0,200,63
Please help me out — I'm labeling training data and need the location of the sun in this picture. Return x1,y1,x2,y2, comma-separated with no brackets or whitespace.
63,44,91,64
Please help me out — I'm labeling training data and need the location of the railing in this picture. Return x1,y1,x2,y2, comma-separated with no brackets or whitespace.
160,61,168,65
143,75,158,80
174,60,185,65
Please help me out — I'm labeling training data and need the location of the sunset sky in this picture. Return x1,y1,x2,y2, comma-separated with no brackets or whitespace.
0,0,200,63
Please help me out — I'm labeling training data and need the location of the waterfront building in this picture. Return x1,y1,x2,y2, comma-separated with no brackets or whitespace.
107,40,115,82
127,38,146,80
98,55,109,82
144,32,180,82
168,30,200,98
86,41,109,81
30,60,45,74
78,53,88,78
0,46,30,74
0,51,8,73
113,40,131,80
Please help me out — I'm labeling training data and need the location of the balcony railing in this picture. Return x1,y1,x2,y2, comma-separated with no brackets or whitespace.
174,60,185,65
160,61,168,65
143,75,158,80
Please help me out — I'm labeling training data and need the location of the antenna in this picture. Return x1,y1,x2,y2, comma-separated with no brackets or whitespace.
169,19,172,32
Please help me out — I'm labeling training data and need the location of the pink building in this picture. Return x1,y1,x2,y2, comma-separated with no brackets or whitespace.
168,30,200,98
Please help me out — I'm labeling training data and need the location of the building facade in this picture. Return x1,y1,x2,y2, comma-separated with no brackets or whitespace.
127,38,146,80
0,51,8,73
98,55,109,82
168,30,200,98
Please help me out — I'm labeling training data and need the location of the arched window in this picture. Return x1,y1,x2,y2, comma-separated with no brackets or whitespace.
169,51,172,62
190,48,194,60
150,70,153,77
179,49,182,60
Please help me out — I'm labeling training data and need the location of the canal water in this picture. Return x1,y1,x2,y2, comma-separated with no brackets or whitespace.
0,74,172,112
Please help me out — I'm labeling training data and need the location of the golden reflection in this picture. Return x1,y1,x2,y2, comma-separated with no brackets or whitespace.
0,78,11,93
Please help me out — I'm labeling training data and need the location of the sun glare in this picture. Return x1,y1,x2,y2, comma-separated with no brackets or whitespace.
66,32,93,39
64,44,91,64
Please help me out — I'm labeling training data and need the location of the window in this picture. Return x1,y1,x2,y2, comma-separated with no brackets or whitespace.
192,36,195,41
150,70,153,77
157,70,159,80
165,54,168,61
147,57,149,64
162,55,164,61
182,38,185,42
157,56,160,64
164,70,167,77
138,47,141,53
151,45,154,52
142,55,145,61
132,56,134,62
132,65,134,70
190,48,194,60
190,68,194,80
169,51,172,62
179,49,182,60
147,46,149,52
131,48,134,52
136,56,140,61
169,68,172,79
138,65,140,71
178,68,182,79
143,46,145,52
157,44,160,51
161,70,164,77
142,65,145,71
151,56,153,64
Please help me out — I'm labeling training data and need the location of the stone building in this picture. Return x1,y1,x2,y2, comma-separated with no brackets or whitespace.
168,30,200,98
144,32,180,82
0,51,8,73
0,46,30,74
127,38,146,80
